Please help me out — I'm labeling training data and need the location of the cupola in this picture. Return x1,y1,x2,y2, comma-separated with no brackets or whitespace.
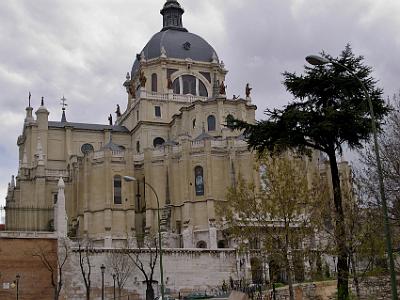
160,0,187,32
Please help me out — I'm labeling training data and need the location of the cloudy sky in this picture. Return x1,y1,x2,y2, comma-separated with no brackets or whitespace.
1,0,399,208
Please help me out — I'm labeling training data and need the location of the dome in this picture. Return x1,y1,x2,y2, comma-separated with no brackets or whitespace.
131,0,219,76
132,30,219,75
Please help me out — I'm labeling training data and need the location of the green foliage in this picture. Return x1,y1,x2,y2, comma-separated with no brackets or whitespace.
229,45,389,157
273,283,285,288
227,45,389,300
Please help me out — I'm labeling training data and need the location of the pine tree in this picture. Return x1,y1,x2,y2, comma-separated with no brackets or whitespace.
228,45,389,299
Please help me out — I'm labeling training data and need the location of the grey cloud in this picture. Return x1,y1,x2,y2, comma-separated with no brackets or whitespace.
0,0,399,204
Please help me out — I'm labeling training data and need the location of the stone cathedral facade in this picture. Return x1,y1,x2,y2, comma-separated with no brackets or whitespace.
5,0,259,249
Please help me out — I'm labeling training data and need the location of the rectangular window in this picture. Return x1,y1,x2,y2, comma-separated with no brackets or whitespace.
151,73,158,92
195,166,204,196
155,106,161,117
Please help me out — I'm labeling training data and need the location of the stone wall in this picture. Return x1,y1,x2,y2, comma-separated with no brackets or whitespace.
63,247,238,300
0,233,58,300
273,281,336,300
272,277,400,300
353,277,400,300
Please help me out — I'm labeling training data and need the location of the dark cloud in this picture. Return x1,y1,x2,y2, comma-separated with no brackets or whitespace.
1,0,399,204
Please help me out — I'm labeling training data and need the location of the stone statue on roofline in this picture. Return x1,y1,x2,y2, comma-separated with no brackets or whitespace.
167,77,173,90
245,83,252,98
139,71,147,87
116,104,121,117
128,82,135,97
108,114,113,125
219,81,227,95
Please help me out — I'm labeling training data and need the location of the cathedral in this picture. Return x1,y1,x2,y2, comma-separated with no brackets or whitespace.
5,0,259,249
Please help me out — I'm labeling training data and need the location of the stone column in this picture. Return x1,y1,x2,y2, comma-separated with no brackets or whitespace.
209,220,218,249
182,225,193,248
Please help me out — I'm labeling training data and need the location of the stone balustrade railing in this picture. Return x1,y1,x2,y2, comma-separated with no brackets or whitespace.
140,90,208,103
45,169,69,178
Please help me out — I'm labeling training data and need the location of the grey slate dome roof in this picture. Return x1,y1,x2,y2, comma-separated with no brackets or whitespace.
131,0,219,76
132,30,219,75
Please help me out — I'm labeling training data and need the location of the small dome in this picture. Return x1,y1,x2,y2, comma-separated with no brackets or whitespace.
132,30,219,76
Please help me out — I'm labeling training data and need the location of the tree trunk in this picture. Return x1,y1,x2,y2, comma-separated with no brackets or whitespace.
350,252,361,299
86,288,90,300
286,258,295,300
328,150,349,300
285,231,295,300
146,283,155,300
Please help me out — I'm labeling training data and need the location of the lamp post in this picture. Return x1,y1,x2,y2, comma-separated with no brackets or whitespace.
112,273,116,300
101,264,106,300
15,274,20,300
123,176,165,300
306,54,398,299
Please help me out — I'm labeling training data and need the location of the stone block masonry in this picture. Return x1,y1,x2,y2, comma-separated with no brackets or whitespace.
63,246,238,300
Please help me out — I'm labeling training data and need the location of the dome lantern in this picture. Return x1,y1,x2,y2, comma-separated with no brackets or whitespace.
160,0,187,32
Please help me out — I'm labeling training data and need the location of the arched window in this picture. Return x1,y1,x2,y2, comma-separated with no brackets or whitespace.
151,73,157,92
114,175,122,204
199,80,208,97
153,137,165,148
173,78,180,94
207,115,216,131
196,241,207,249
250,257,263,284
172,75,208,97
192,119,196,129
182,75,196,95
226,114,234,128
194,166,204,196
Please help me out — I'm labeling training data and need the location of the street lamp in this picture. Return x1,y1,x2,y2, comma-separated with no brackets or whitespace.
15,274,20,300
306,54,398,299
101,264,106,300
112,273,116,300
123,176,165,300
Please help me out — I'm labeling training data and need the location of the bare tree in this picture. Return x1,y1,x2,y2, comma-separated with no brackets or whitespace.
218,155,321,300
77,238,93,300
358,91,400,280
107,250,133,298
128,237,158,300
360,91,400,226
32,238,69,300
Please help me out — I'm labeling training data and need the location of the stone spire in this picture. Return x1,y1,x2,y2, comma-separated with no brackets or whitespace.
55,177,68,237
25,91,34,123
10,175,15,188
35,96,49,128
160,0,187,32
